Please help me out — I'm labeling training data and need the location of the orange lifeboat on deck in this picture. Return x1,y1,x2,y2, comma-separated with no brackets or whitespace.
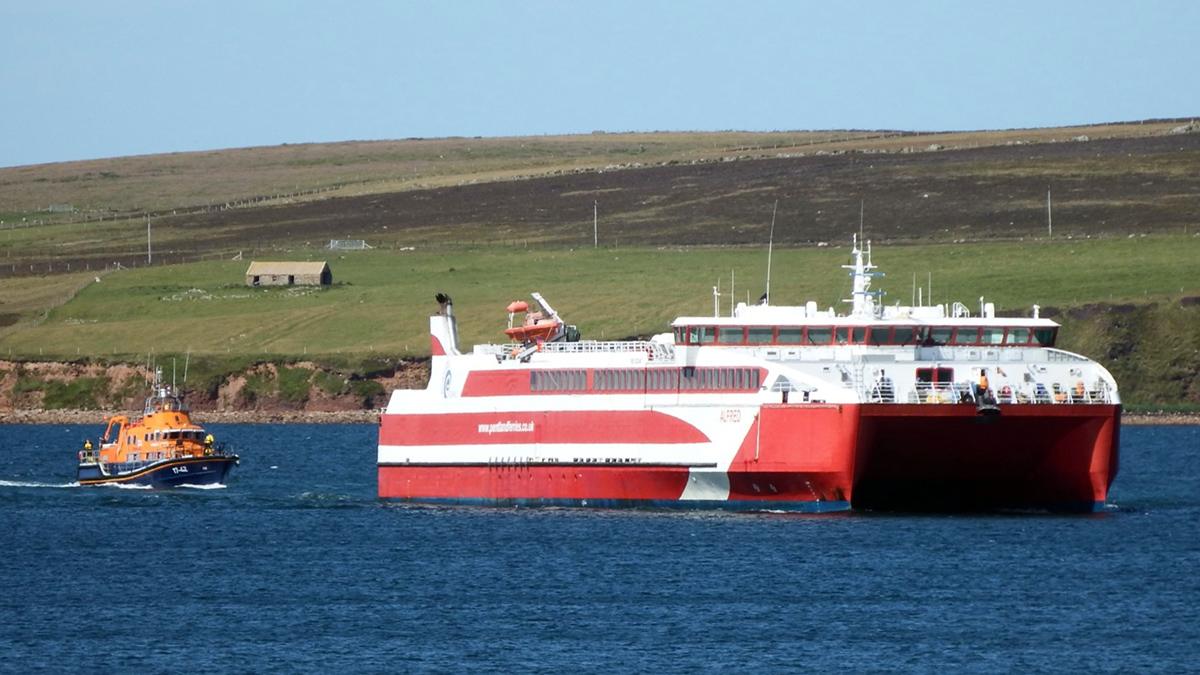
504,296,562,343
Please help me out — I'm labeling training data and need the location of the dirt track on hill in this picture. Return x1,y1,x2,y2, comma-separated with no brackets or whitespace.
8,132,1199,276
176,133,1200,246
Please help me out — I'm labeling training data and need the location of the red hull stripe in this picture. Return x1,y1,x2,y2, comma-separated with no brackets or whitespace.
379,464,692,501
379,410,710,446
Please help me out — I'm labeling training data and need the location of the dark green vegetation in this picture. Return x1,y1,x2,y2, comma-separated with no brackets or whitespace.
1,122,1197,409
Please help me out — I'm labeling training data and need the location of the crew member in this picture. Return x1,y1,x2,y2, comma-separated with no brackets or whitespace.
204,433,215,455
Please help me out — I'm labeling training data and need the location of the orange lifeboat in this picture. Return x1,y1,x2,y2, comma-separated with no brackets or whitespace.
76,369,238,487
504,296,562,343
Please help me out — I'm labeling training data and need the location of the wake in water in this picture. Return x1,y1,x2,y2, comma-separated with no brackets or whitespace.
0,479,79,489
1,479,228,491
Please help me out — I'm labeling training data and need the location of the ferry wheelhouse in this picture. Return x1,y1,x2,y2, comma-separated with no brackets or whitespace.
77,371,238,487
377,239,1119,512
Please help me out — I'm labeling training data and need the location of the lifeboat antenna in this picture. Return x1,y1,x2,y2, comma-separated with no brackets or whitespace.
183,349,191,385
764,199,777,305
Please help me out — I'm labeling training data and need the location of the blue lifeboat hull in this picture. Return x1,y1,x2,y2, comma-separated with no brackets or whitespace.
77,455,238,487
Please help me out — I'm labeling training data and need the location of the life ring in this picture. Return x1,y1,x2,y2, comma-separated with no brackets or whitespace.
1000,385,1012,400
1074,381,1086,397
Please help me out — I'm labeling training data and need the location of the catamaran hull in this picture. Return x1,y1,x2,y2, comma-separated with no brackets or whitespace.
377,403,1119,512
853,403,1120,512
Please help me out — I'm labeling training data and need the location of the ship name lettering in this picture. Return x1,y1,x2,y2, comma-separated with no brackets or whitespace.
478,421,535,434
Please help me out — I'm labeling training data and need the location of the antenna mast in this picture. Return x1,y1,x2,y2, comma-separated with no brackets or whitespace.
764,200,778,304
146,215,152,264
859,199,864,242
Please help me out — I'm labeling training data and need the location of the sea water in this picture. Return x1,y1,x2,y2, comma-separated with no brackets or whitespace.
1,423,1197,672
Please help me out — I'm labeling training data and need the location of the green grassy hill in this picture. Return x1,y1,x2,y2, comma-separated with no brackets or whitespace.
1,122,1198,410
1,236,1196,360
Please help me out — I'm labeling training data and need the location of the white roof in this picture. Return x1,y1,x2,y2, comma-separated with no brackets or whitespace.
245,261,329,275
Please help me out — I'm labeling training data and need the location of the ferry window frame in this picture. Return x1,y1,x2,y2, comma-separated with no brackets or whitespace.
1032,327,1057,347
1005,327,1032,345
952,327,980,345
777,327,803,344
835,327,851,345
806,327,832,345
893,326,917,345
916,367,954,384
718,327,745,345
980,328,1005,345
868,327,891,346
929,327,953,345
697,327,716,344
747,327,774,344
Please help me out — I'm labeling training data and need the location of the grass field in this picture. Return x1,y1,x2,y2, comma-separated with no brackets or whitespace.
2,234,1196,361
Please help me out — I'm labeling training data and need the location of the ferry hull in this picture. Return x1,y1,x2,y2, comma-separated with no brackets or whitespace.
377,403,861,511
853,404,1120,512
78,455,238,488
378,403,1119,513
377,465,848,512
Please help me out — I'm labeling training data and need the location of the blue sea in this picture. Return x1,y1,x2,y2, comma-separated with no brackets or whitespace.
1,423,1197,673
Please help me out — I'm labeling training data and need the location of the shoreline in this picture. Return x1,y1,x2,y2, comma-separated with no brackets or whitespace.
0,409,381,425
1,408,1196,426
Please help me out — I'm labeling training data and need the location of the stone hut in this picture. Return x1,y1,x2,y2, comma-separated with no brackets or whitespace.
245,261,332,287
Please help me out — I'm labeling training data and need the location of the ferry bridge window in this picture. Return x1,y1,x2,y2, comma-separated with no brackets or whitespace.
1032,327,1057,347
673,327,685,344
868,327,891,345
747,327,773,344
777,328,803,344
718,327,745,344
929,327,953,345
980,328,1005,345
837,327,870,344
697,327,716,344
1005,327,1031,345
806,327,832,345
893,327,917,345
952,327,980,345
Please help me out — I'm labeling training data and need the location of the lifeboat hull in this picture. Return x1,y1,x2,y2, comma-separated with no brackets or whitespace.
77,455,239,488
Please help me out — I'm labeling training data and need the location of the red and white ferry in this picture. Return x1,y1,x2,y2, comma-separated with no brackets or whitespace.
378,238,1120,512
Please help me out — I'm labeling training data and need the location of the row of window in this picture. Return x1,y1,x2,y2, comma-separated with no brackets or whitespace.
530,367,762,393
673,325,1057,348
122,430,206,446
